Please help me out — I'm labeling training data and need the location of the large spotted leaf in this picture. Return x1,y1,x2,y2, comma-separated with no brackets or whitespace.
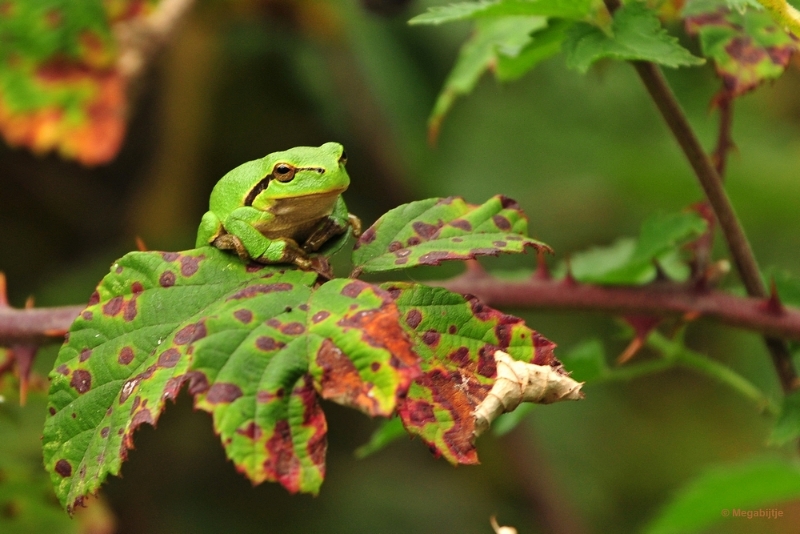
43,247,418,511
383,282,560,464
684,0,799,98
0,0,155,164
352,195,550,274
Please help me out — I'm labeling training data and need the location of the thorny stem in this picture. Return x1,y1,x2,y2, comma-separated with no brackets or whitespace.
603,0,797,393
439,275,800,341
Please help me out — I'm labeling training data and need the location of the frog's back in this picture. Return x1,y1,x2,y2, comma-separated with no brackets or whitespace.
208,158,268,215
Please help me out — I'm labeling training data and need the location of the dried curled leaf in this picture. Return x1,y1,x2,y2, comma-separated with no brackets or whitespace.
473,350,583,436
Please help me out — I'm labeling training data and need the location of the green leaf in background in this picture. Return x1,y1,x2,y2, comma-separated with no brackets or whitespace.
0,0,154,165
491,402,535,436
564,2,705,72
43,248,419,510
352,195,550,274
423,17,546,139
496,19,574,81
354,417,408,458
684,0,798,98
770,389,800,445
558,339,609,382
384,283,560,464
567,211,707,284
409,0,592,25
645,457,800,534
0,386,113,534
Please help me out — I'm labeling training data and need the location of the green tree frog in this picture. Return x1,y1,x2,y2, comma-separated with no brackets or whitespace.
196,142,361,269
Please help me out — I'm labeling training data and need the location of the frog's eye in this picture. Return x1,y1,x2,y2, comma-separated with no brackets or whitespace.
338,150,348,166
272,163,296,183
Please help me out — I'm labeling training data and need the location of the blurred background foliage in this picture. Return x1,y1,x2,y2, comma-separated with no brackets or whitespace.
2,0,800,532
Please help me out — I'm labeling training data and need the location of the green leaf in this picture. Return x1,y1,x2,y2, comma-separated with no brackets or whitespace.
645,457,800,534
384,283,560,464
0,387,95,534
409,0,592,25
564,2,705,72
352,195,550,274
496,19,574,81
491,402,535,436
425,17,546,139
0,0,154,164
770,389,800,445
354,417,407,458
770,270,800,309
684,0,798,97
568,212,707,284
44,248,419,510
559,339,609,381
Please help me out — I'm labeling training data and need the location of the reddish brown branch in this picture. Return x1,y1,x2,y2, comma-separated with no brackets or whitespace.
439,273,800,342
602,0,797,392
0,305,83,346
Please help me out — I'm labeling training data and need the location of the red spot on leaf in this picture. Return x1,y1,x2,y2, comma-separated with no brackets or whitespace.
449,219,472,231
256,336,285,352
312,310,330,323
356,226,376,248
79,348,92,362
174,322,206,345
123,298,137,322
180,255,202,277
371,362,381,372
162,252,179,262
477,346,497,378
70,369,91,393
492,215,511,231
422,330,441,347
340,282,365,298
499,196,519,210
405,309,422,329
88,291,100,305
101,427,110,438
236,422,263,441
82,310,93,320
57,364,69,376
206,383,243,404
228,283,293,300
449,346,470,365
159,270,176,287
103,296,123,316
118,346,134,365
281,322,305,335
55,459,72,477
233,309,253,323
399,399,436,426
412,221,440,239
49,407,56,415
157,348,181,368
388,241,403,252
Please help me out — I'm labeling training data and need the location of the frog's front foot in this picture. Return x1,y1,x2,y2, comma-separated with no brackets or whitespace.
213,234,251,262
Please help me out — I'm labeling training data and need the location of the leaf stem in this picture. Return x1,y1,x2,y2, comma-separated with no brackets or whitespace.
602,0,797,393
646,331,780,415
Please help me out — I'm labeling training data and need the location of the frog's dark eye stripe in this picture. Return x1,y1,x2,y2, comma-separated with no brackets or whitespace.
244,176,271,206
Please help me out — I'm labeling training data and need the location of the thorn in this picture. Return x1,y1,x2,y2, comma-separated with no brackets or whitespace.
464,259,485,277
617,336,644,365
759,280,784,315
43,328,69,338
12,345,36,406
618,315,662,364
24,295,34,309
534,248,550,280
0,272,7,307
135,236,148,252
562,256,577,286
